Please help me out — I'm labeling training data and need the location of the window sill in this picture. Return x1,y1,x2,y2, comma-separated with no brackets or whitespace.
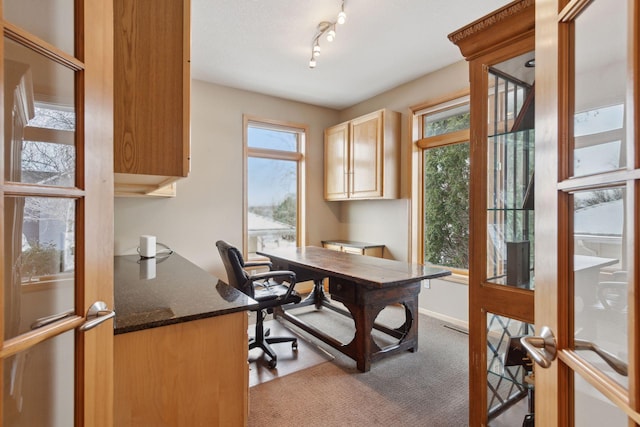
435,271,468,285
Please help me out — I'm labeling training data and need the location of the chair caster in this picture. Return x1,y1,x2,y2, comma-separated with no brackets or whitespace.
268,358,277,369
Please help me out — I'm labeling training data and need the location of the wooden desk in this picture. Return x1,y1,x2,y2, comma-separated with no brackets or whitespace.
113,254,256,426
258,246,451,372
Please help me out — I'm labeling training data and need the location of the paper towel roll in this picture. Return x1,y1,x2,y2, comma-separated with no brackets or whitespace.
139,235,156,258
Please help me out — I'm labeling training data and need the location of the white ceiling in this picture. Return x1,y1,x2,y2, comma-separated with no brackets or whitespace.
191,0,511,110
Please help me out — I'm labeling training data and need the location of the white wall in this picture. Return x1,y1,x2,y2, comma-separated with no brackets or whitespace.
114,61,471,325
114,81,341,281
333,60,470,263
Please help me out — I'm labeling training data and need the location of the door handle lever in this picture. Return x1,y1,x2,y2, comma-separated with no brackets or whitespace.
521,326,628,376
574,339,628,376
520,326,557,368
79,301,115,332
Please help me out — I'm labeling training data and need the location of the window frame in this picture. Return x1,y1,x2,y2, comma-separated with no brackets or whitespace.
411,91,470,280
243,115,307,260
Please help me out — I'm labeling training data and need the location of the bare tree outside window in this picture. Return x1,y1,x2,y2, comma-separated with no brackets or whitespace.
246,121,305,258
19,105,77,277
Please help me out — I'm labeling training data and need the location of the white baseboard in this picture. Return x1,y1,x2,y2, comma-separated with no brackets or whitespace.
419,308,469,332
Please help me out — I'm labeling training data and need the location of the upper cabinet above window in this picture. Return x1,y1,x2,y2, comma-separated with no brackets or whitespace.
324,109,400,201
113,0,191,197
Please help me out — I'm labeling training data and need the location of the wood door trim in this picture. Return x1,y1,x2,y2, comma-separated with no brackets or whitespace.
2,183,85,198
479,283,535,323
559,349,640,423
0,316,83,358
557,170,640,192
4,22,84,71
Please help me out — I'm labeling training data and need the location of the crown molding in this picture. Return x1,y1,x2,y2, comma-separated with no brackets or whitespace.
448,0,535,60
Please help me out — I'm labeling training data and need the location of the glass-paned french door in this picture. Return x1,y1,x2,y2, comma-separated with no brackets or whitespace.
1,1,114,426
534,0,640,424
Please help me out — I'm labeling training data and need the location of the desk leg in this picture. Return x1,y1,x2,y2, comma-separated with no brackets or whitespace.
280,276,422,372
342,302,385,372
404,298,418,352
300,279,330,309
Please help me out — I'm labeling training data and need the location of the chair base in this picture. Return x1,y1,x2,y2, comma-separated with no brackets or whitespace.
250,311,297,369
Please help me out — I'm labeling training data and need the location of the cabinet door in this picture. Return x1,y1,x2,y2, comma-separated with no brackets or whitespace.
350,111,383,199
449,1,535,424
535,0,639,424
114,0,190,179
324,123,349,200
1,2,114,425
322,242,343,252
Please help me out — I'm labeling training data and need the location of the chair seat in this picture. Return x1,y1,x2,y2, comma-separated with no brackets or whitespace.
216,240,300,368
254,281,301,307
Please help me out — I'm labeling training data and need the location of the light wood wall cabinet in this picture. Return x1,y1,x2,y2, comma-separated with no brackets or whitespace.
324,109,400,201
114,0,191,197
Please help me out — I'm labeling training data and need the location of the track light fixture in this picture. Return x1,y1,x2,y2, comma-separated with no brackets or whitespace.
308,1,347,69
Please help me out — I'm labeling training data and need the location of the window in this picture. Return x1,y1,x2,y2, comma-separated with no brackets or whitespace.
244,117,306,259
414,95,470,272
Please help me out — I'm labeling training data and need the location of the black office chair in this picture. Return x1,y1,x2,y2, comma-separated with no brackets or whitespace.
216,240,301,368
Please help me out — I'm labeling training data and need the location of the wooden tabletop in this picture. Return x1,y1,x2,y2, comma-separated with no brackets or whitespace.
258,246,451,288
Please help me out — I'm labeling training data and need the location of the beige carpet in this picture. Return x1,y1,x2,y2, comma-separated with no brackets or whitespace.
249,308,471,426
249,319,334,387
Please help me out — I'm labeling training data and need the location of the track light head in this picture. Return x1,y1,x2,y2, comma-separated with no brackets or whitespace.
326,28,336,42
308,1,347,69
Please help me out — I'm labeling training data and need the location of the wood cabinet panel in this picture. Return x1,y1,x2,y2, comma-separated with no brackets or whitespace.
324,123,349,200
350,113,382,198
114,312,248,426
448,1,535,423
324,109,399,201
114,0,190,196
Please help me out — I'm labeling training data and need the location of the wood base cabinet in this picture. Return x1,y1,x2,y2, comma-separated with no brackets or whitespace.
114,312,248,426
322,240,385,258
324,109,400,201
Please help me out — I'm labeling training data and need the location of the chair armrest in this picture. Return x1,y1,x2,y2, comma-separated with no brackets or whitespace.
244,261,273,269
250,270,297,299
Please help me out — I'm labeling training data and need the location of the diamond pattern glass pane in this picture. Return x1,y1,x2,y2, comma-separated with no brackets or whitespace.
487,313,534,422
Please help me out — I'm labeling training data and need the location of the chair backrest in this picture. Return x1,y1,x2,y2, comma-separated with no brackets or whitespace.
216,240,254,297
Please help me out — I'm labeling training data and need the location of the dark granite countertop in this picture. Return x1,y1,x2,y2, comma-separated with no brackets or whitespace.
113,253,258,334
